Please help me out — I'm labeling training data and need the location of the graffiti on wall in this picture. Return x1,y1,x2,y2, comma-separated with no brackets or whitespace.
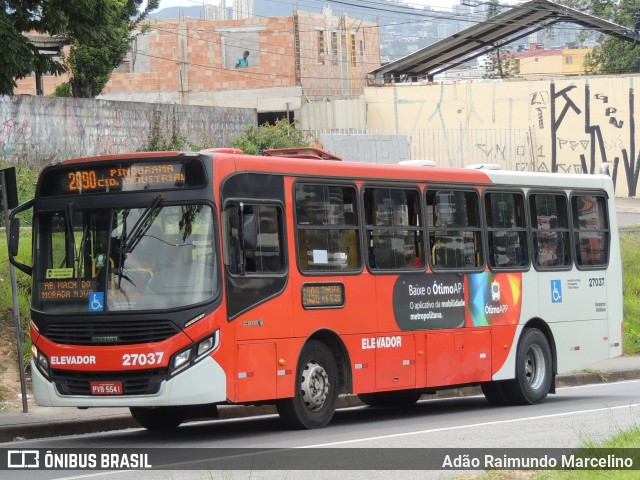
544,81,640,195
0,96,256,167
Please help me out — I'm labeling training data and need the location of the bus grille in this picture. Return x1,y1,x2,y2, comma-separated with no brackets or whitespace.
52,369,168,396
42,321,180,345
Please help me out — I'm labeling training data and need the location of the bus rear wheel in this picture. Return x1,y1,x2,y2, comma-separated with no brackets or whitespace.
358,391,422,408
504,328,552,405
130,406,190,430
480,381,510,406
276,340,338,429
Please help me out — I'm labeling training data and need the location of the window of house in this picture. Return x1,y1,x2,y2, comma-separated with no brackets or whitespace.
485,191,528,270
350,34,357,67
426,189,482,270
295,184,360,272
331,32,338,66
318,30,325,65
571,194,609,268
364,187,423,271
529,193,571,269
566,56,573,64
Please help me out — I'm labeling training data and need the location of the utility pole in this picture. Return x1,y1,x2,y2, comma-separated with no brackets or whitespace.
0,167,28,413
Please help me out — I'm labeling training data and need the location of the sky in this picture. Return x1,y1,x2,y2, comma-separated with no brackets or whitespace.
154,0,518,13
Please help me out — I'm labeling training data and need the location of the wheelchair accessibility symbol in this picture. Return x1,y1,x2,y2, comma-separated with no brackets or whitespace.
89,292,104,312
551,280,562,303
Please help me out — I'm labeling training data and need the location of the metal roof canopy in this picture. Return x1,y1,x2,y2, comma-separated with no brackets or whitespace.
369,0,640,83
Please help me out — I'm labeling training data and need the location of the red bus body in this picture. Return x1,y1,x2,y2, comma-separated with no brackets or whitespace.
17,148,622,429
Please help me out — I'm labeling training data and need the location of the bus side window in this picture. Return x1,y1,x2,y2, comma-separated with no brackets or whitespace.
426,189,482,270
364,187,423,271
529,193,571,270
295,183,361,272
485,191,528,270
571,194,609,268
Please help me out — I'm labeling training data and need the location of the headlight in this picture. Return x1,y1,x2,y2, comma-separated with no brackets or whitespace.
173,350,191,371
196,331,219,358
169,330,219,376
31,345,50,379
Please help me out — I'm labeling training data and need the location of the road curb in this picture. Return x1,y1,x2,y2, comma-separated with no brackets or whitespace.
2,368,638,442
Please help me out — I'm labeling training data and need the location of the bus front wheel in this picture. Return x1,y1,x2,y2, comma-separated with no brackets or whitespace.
130,406,190,430
504,328,553,405
276,340,338,429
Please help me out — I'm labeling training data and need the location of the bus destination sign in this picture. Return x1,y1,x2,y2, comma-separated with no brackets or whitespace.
41,159,206,196
66,163,184,193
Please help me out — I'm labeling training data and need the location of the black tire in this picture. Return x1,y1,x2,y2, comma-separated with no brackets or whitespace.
480,381,510,406
358,390,421,408
503,328,553,405
129,406,190,430
276,340,338,429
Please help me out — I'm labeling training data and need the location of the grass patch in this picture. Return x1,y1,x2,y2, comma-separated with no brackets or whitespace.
620,234,640,354
0,230,33,383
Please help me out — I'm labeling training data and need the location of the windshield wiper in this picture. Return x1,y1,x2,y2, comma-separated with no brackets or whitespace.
64,202,76,270
116,195,163,288
77,221,90,284
123,195,163,253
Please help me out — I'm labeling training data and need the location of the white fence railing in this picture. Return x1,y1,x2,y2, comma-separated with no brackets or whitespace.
308,128,535,169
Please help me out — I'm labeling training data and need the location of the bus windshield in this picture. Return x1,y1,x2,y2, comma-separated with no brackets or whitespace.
32,203,217,313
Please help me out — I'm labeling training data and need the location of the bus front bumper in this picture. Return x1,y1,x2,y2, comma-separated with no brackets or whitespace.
32,356,227,407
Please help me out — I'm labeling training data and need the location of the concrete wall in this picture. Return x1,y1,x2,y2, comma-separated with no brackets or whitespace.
299,96,366,130
364,75,640,197
0,95,256,166
319,132,410,163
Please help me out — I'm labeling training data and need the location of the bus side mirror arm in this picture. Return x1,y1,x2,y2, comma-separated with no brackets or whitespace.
8,199,34,276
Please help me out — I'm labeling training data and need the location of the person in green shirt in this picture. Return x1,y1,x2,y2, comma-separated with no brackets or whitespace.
236,50,249,68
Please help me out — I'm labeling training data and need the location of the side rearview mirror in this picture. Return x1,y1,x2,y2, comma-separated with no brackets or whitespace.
9,217,20,257
8,198,34,276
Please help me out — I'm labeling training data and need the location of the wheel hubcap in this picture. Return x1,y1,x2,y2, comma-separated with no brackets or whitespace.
524,344,545,390
300,360,330,411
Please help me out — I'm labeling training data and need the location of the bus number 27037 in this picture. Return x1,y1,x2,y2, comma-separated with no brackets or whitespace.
589,277,605,287
122,353,164,366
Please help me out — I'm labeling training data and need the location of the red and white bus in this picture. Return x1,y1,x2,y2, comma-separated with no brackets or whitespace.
9,147,622,430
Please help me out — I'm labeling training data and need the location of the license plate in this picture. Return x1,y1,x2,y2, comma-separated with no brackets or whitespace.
90,381,123,395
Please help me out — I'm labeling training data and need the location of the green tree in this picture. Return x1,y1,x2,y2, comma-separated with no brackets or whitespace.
482,0,519,79
64,0,159,98
0,0,158,97
231,120,315,155
0,0,90,95
559,0,640,74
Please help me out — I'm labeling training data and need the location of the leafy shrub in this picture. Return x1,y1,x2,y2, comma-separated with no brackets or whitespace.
231,119,315,155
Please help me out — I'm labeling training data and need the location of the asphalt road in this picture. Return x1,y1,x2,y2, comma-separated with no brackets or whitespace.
617,211,640,228
4,379,639,480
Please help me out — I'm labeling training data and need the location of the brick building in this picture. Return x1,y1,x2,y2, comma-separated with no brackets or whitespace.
14,7,380,123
